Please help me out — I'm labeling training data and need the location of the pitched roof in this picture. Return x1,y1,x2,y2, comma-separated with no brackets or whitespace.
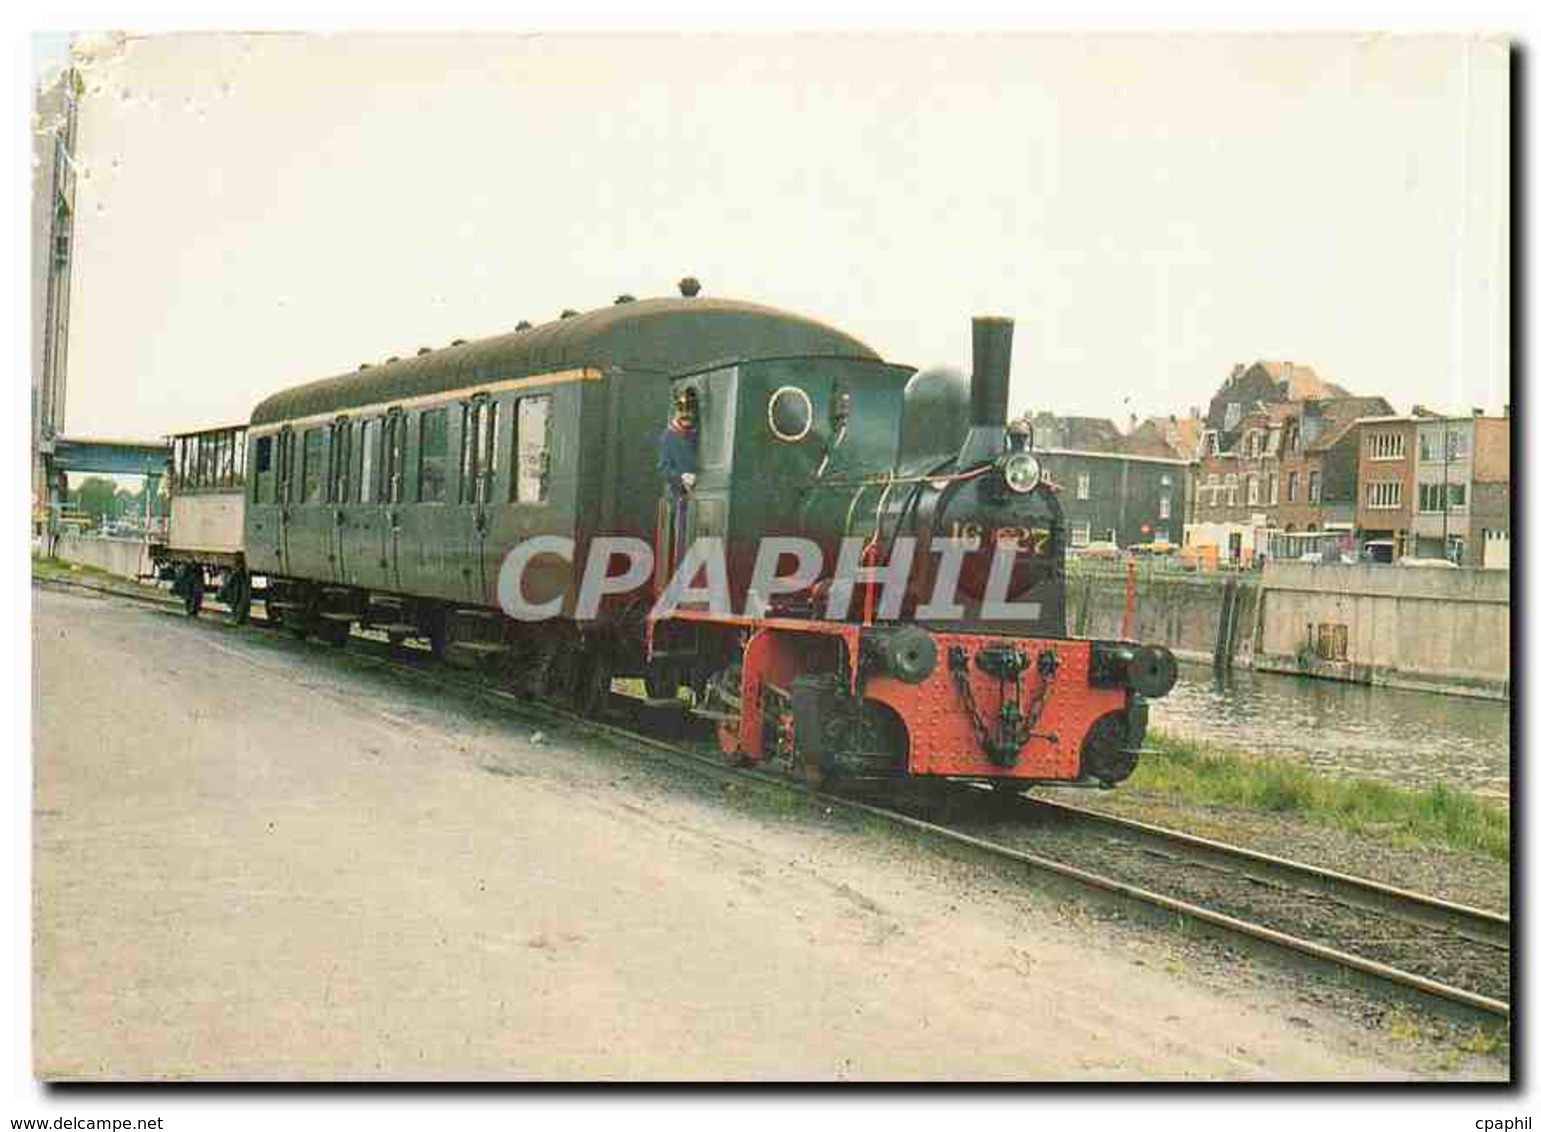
1256,360,1352,400
1307,396,1397,451
1027,412,1127,454
1125,417,1192,459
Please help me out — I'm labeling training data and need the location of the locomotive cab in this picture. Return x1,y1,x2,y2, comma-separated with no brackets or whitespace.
653,314,1176,791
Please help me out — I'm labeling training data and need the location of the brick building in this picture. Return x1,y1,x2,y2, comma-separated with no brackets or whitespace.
1410,412,1511,565
1022,412,1190,550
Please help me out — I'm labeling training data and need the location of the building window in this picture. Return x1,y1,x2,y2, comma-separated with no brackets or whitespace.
1268,475,1278,505
1224,403,1241,431
418,408,448,503
1308,470,1321,504
1076,473,1090,501
1287,471,1299,502
1204,473,1219,508
1225,474,1238,507
1366,481,1402,509
1247,475,1260,506
1367,431,1405,460
1070,520,1091,548
1447,430,1468,460
301,428,325,504
1159,494,1171,520
1420,482,1468,512
514,395,552,504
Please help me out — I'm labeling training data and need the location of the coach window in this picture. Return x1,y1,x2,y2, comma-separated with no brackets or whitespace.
514,395,551,504
358,419,377,503
253,436,273,502
302,428,325,503
231,431,246,489
419,408,448,503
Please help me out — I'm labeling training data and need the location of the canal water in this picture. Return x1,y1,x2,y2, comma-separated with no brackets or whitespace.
1151,662,1511,801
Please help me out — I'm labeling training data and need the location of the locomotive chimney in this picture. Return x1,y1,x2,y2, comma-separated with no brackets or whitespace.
958,315,1015,466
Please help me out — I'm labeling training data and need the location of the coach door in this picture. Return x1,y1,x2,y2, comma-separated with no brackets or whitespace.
381,408,407,592
326,417,353,584
344,415,386,591
460,395,498,604
275,426,296,573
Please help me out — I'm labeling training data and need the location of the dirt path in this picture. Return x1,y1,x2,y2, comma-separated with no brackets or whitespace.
31,586,1502,1080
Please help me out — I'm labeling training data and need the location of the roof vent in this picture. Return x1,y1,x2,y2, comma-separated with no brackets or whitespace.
515,320,532,332
560,308,579,319
678,276,702,298
417,346,432,356
615,293,636,304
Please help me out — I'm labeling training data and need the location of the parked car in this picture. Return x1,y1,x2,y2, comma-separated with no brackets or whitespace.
1077,541,1121,560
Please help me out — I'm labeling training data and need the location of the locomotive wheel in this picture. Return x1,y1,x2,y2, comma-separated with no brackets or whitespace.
1080,712,1138,785
643,664,679,701
181,566,204,618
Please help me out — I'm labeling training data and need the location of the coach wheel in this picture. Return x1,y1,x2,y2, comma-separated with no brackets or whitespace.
427,612,449,659
529,638,580,703
181,566,204,618
576,647,614,716
320,617,351,649
228,571,252,626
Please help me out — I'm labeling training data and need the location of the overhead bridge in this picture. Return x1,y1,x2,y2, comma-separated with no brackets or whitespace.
49,437,170,477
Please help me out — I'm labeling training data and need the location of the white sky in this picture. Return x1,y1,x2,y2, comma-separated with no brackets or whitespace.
52,31,1508,439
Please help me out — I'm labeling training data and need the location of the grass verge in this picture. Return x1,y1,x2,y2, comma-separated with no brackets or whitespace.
1129,731,1508,862
32,555,131,588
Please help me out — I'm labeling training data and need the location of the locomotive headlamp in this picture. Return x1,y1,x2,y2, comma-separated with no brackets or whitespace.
999,452,1041,494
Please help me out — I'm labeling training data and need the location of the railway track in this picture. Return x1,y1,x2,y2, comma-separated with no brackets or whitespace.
36,571,1513,1028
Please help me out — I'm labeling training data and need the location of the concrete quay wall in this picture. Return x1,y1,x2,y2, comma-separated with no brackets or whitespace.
1252,561,1509,700
1068,560,1510,700
52,533,154,581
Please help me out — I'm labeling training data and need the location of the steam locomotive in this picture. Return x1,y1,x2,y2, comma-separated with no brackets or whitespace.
153,293,1176,790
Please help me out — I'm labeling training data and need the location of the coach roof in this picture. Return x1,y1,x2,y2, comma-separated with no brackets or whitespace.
249,296,882,426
